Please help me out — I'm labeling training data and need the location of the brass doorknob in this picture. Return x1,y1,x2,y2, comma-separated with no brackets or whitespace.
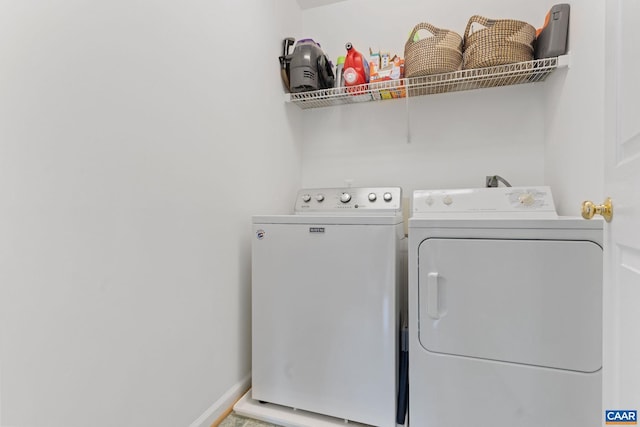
581,197,613,222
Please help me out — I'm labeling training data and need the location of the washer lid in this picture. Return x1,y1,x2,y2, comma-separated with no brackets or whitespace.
412,186,557,219
253,214,403,225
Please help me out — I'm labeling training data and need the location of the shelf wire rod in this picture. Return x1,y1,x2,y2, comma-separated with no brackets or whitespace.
405,80,411,144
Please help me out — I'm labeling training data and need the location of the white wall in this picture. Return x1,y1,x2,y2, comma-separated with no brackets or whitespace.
300,86,545,193
299,0,605,215
0,1,301,427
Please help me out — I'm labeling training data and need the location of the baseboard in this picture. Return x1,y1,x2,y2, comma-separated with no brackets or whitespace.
188,373,251,427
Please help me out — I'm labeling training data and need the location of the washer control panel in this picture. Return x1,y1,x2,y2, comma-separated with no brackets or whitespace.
413,186,557,218
295,187,402,213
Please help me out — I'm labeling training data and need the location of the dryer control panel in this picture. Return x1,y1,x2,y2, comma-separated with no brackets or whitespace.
413,186,557,218
295,187,402,214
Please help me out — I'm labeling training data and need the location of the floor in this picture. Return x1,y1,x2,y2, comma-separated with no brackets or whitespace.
218,412,281,427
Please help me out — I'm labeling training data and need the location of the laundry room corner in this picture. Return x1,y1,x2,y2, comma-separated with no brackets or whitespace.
542,1,605,215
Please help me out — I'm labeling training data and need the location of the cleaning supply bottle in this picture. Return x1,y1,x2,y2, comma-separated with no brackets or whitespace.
343,43,370,93
335,56,345,88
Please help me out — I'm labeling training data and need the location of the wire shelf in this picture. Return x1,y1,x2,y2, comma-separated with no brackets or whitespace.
286,57,560,110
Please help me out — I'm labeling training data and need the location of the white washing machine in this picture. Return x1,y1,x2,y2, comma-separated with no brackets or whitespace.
408,187,603,427
251,187,405,427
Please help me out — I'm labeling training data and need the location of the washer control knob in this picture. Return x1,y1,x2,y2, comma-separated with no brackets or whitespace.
302,194,312,203
340,192,352,203
443,195,453,206
316,194,325,202
368,193,377,202
383,192,393,202
518,193,535,206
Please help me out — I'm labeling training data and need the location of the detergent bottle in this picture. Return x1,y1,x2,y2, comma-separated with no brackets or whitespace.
342,42,370,91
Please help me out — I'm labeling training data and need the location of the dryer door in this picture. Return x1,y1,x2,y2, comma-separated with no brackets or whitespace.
418,238,602,372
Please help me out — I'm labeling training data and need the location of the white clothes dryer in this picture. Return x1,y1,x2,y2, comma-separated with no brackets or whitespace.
408,187,603,427
251,187,406,427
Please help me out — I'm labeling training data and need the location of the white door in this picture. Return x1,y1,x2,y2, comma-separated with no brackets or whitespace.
602,0,640,419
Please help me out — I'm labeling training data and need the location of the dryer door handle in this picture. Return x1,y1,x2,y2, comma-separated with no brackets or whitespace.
427,272,440,319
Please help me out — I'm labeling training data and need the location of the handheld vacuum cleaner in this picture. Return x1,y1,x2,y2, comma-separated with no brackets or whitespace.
280,38,335,93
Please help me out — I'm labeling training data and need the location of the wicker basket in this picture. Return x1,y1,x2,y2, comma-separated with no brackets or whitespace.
404,23,463,78
462,15,536,70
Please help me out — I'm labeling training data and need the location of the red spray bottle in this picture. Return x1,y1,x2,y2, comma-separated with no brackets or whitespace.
343,42,370,93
